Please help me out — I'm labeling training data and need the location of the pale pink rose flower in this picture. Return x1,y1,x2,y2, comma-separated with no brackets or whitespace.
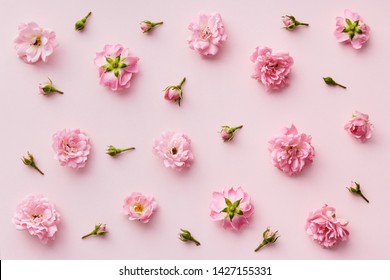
164,88,181,103
52,128,91,169
139,22,150,32
12,195,60,244
152,131,194,171
250,46,294,91
282,17,294,28
123,192,157,223
14,22,58,64
210,187,254,231
268,124,315,176
305,204,349,248
344,111,374,143
187,13,227,56
94,44,139,91
334,9,370,49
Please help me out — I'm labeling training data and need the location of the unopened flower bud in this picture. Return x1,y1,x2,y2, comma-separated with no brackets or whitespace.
179,229,201,246
75,12,92,31
220,125,243,142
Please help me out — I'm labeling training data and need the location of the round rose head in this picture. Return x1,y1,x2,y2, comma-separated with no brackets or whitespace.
305,204,349,248
344,111,374,143
94,44,139,91
210,187,254,231
14,22,58,64
12,195,60,244
52,128,91,169
250,46,294,91
268,124,315,176
123,192,157,223
152,131,194,171
187,13,227,56
334,10,370,49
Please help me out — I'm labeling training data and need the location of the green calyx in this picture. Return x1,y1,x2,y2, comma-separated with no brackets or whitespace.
221,198,243,221
75,11,92,31
179,229,201,246
255,227,279,252
103,55,127,77
106,145,135,157
343,18,361,40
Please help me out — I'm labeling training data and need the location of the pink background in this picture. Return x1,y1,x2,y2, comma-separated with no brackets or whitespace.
1,0,390,259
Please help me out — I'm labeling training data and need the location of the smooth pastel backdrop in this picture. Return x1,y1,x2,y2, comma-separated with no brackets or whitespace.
1,0,389,259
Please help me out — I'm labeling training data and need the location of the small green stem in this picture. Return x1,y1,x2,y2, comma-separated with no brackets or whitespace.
120,147,135,152
297,22,309,26
359,192,370,203
254,242,265,252
85,12,92,20
32,164,44,175
153,21,163,26
81,232,94,239
179,77,186,87
52,88,64,94
191,238,201,246
336,83,347,89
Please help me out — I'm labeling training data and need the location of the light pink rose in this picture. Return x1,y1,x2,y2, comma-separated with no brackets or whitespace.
94,44,139,91
164,88,181,103
140,22,151,33
210,187,254,231
12,195,60,244
305,204,349,248
250,46,294,91
153,131,194,171
268,124,315,176
334,9,370,49
187,13,227,56
123,192,157,223
14,22,58,64
282,16,294,28
344,111,374,143
52,128,91,169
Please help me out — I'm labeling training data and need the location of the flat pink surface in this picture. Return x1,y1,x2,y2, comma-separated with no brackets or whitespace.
1,0,389,259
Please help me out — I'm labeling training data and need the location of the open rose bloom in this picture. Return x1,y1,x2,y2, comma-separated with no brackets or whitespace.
14,22,58,63
344,111,374,143
153,131,194,171
123,192,157,223
52,128,91,169
334,10,370,49
94,44,139,91
305,204,349,248
268,125,315,176
250,46,294,91
13,195,60,244
188,13,227,56
210,187,254,231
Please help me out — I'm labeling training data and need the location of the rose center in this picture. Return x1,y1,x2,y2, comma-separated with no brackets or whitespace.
31,213,42,219
133,203,144,213
171,147,178,155
200,27,212,40
32,36,42,46
64,143,77,154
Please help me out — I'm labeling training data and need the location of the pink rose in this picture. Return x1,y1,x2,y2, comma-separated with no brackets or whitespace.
188,13,227,56
210,187,254,231
52,128,91,169
250,46,294,91
163,77,186,106
94,44,139,91
305,204,349,248
344,111,374,143
12,195,60,244
152,131,194,171
268,124,315,176
14,22,58,64
334,10,370,49
123,192,157,223
139,20,163,33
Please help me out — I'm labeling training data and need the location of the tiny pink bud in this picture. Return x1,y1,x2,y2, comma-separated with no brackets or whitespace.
140,22,151,33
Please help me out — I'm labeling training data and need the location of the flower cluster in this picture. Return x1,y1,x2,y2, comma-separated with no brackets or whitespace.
13,195,61,244
268,125,315,176
250,46,294,91
305,204,349,248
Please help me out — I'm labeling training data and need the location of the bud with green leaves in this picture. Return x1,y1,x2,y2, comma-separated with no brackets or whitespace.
220,125,243,142
106,145,135,157
282,15,309,31
21,151,44,175
347,181,369,203
75,12,92,31
179,229,201,246
82,224,108,239
254,227,279,252
140,20,163,33
39,78,63,95
323,77,347,89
